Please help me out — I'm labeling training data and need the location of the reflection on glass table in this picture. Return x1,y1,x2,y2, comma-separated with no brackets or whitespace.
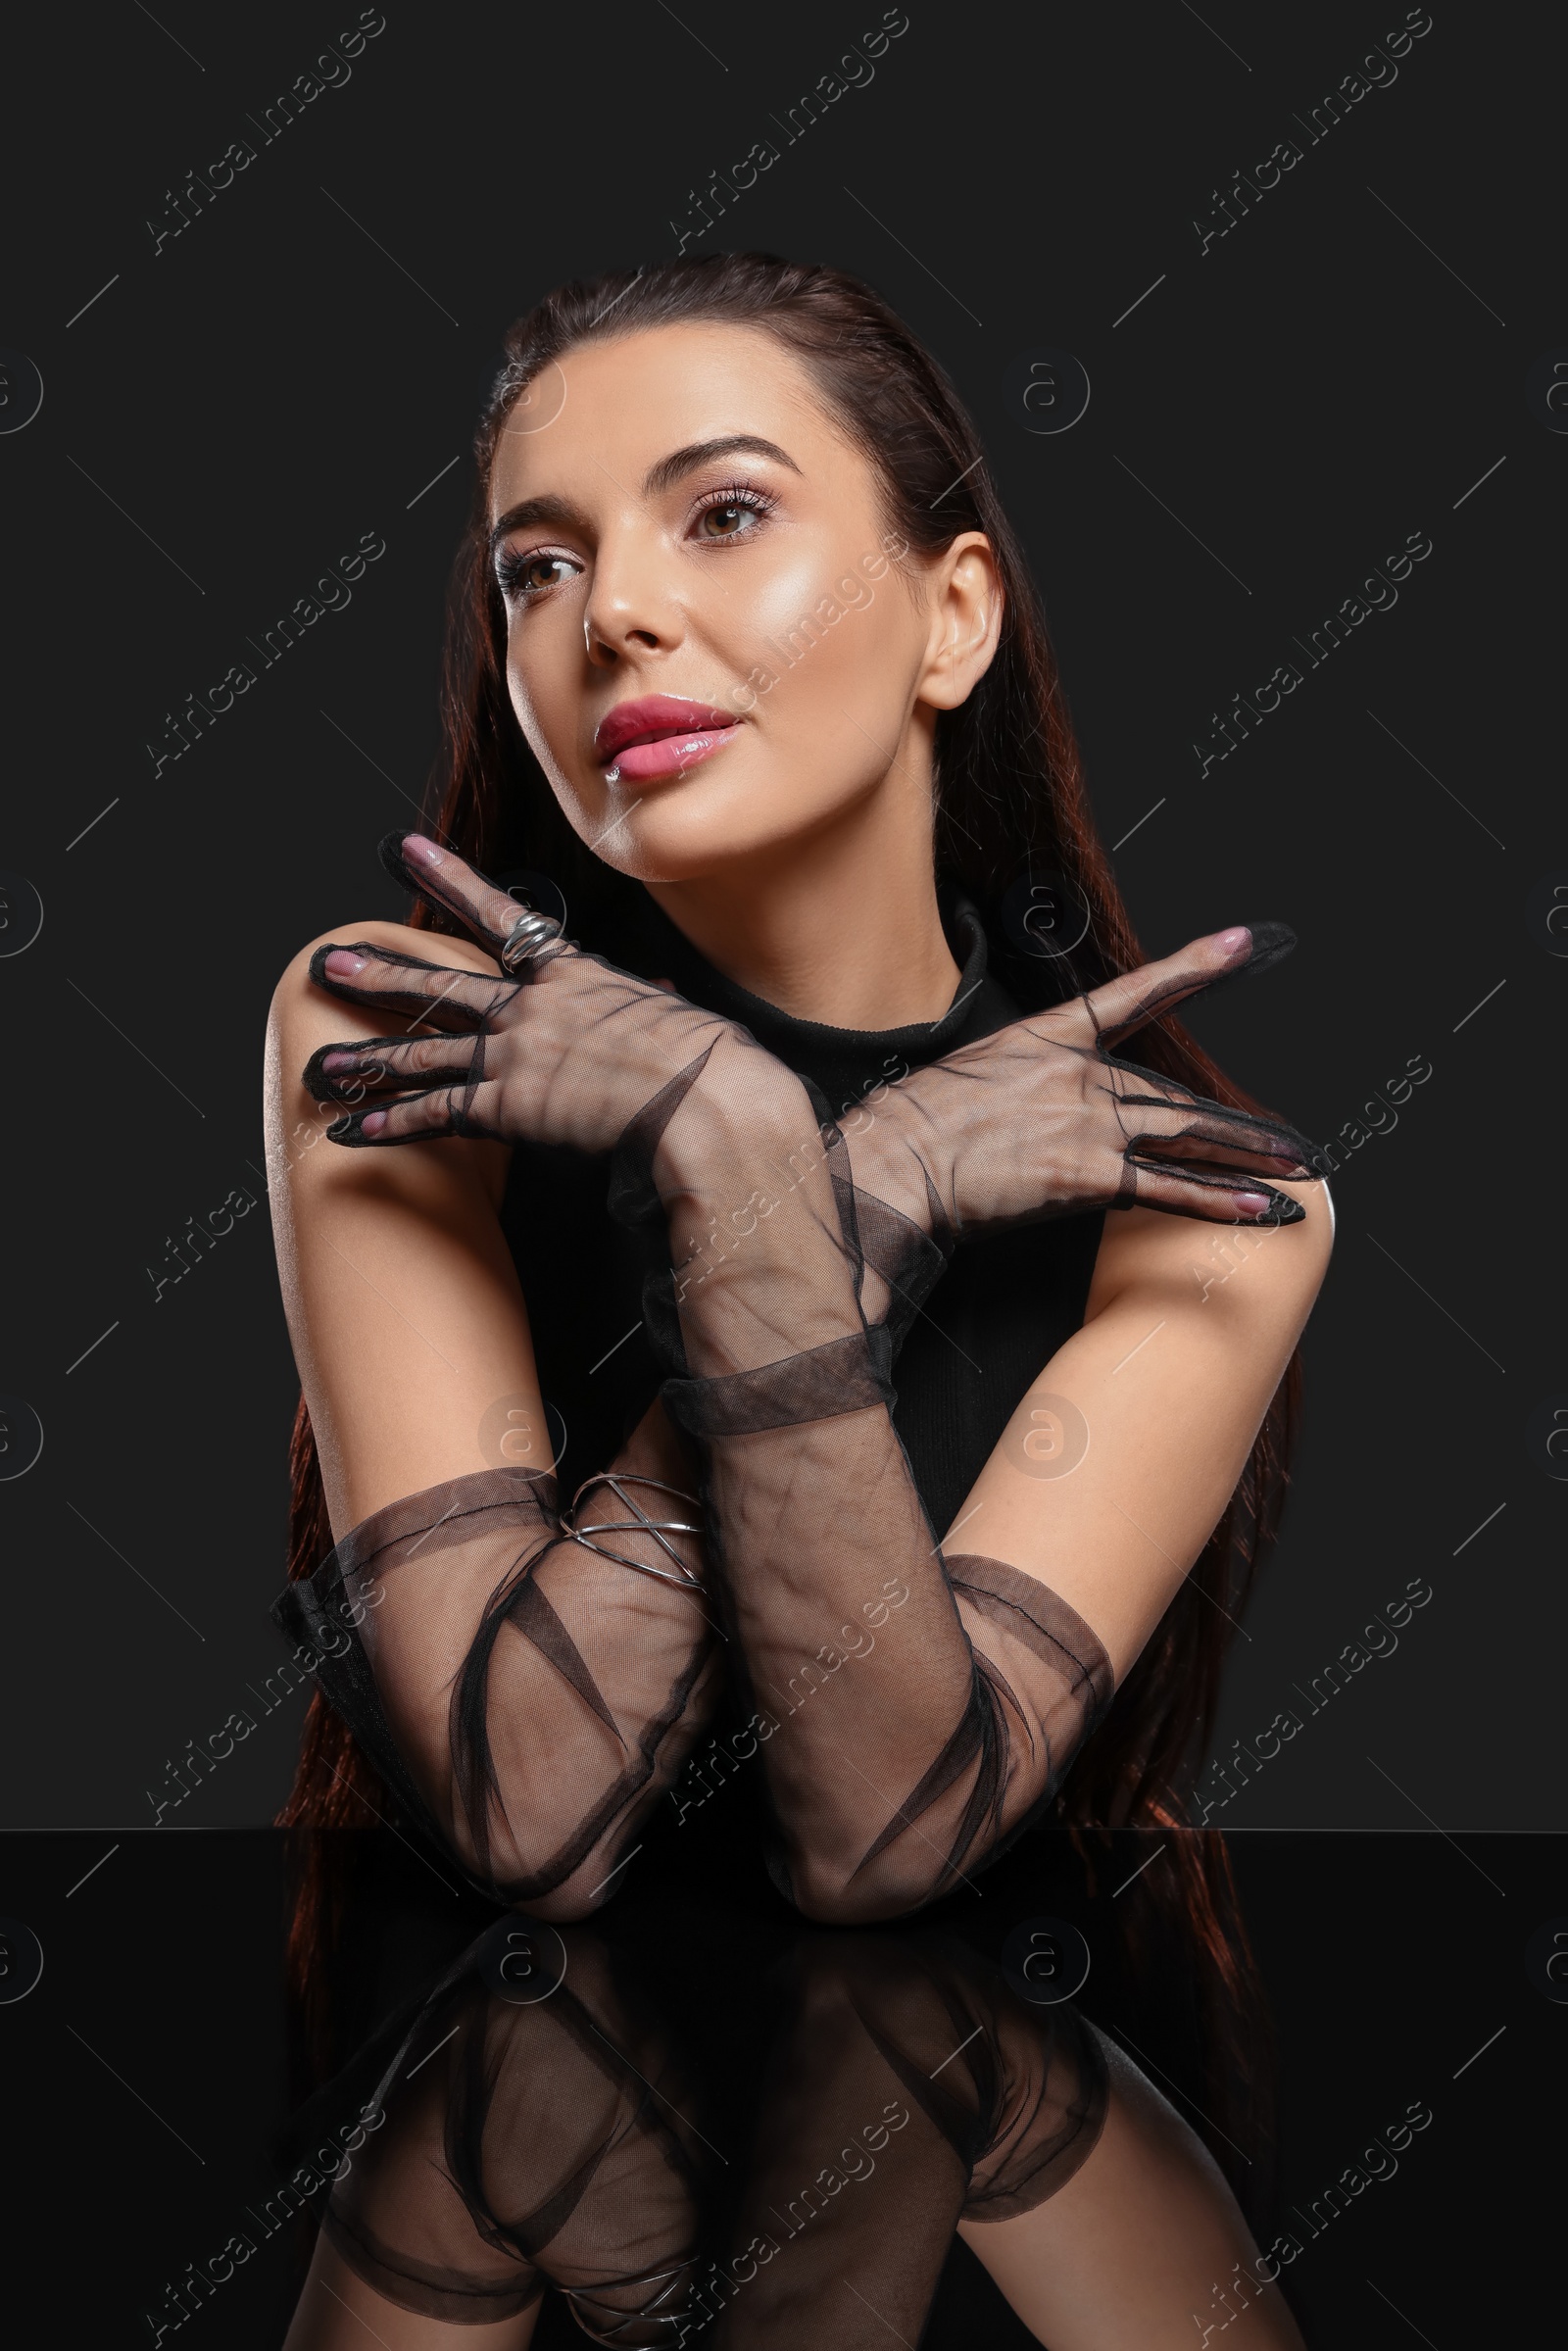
281,1903,1304,2348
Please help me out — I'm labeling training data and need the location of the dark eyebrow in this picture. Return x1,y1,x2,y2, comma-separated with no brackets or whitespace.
487,436,801,554
487,493,592,555
640,434,802,498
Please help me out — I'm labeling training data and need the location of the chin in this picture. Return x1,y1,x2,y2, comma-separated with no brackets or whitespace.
592,805,783,887
572,759,844,886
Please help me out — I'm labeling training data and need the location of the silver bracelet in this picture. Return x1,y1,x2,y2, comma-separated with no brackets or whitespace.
559,1473,706,1591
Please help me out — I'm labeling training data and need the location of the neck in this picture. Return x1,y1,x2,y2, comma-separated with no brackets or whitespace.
642,730,961,1029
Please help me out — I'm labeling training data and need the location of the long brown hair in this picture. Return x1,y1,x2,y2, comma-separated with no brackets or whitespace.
279,256,1299,2076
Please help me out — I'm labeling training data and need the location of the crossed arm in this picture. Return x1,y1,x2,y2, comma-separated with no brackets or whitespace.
281,1923,1307,2351
266,860,1330,1920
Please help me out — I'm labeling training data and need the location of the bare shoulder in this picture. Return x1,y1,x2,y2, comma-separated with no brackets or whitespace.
1086,1178,1335,1332
264,918,511,1212
262,917,528,1529
269,918,501,1046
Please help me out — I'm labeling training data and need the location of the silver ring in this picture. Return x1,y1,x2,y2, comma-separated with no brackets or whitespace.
499,909,563,972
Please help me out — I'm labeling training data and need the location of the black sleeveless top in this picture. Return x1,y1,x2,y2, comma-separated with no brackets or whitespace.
497,886,1105,1537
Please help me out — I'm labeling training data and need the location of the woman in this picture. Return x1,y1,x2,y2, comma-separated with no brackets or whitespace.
268,254,1331,1927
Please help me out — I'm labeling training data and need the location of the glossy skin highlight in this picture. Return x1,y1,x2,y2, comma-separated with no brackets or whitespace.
486,321,1002,1028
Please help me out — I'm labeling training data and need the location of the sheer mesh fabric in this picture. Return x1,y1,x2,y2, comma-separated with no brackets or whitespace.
303,909,742,1165
710,1933,1107,2347
812,921,1318,1348
314,1920,1105,2345
297,848,1322,1920
319,1929,706,2339
607,1058,1116,1921
590,934,1319,1917
307,865,1315,1233
274,1439,721,1910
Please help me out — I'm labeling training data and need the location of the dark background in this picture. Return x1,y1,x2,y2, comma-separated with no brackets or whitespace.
1,0,1561,1837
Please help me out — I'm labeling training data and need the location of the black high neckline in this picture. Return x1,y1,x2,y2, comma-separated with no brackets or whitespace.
626,884,1022,1116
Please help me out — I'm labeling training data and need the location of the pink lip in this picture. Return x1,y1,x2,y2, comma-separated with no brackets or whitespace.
593,695,740,780
611,727,739,784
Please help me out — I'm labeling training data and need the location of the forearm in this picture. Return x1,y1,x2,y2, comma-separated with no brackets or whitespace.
284,848,1319,1922
648,1043,865,1370
277,1395,722,1917
714,1935,1108,2348
641,1068,1107,1922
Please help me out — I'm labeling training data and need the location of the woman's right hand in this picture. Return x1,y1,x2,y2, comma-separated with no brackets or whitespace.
847,923,1324,1241
303,833,765,1157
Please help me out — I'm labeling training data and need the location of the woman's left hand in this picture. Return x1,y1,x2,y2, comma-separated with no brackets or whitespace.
846,923,1324,1237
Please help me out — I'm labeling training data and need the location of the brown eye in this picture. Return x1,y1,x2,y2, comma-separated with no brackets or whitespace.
695,493,768,541
497,551,580,600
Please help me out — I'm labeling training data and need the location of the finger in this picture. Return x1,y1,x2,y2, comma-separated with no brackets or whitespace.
1101,1070,1326,1179
381,831,555,958
326,1077,504,1148
1125,1125,1316,1181
1060,921,1297,1050
308,941,519,1031
1119,1159,1307,1226
302,1033,480,1105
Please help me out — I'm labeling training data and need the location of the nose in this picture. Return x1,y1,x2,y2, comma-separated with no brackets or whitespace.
582,516,684,669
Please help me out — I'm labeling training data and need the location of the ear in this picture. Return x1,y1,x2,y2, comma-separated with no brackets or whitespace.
913,533,1004,712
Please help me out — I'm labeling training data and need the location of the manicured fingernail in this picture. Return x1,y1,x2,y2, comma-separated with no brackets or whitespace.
361,1110,387,1137
321,1051,359,1073
324,950,367,976
1216,927,1251,958
1236,1191,1272,1214
403,834,442,865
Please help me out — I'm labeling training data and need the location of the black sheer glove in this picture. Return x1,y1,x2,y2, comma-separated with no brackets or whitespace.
832,921,1323,1347
612,928,1320,1919
308,837,1315,1241
296,838,1321,1923
305,1909,1293,2350
309,1920,1103,2350
273,1411,723,1912
305,838,1318,1358
612,1070,1115,1923
303,830,761,1155
713,1932,1107,2347
287,833,804,1913
317,1923,707,2341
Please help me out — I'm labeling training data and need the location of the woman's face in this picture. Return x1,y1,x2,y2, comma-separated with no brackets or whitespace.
486,320,986,884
